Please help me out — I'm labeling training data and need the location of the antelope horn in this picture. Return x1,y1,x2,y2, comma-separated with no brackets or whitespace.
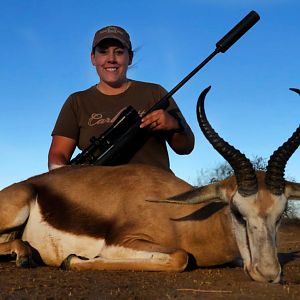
265,88,300,195
289,88,300,95
197,86,257,196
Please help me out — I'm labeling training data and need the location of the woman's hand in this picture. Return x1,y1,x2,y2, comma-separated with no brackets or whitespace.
140,109,181,132
140,109,194,155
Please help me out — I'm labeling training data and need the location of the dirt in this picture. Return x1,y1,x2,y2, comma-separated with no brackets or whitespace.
0,219,299,300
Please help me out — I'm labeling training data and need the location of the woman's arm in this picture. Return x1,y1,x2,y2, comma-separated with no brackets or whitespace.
140,109,195,154
48,135,76,170
166,119,195,154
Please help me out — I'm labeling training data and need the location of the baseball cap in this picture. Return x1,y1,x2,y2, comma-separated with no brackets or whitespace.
92,25,132,51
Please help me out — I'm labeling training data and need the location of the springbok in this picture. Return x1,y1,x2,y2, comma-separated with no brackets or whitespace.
0,87,299,283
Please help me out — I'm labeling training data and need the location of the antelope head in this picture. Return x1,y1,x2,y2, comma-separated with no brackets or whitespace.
165,86,300,283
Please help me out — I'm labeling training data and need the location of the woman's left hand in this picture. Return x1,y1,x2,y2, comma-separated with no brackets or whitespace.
140,109,180,132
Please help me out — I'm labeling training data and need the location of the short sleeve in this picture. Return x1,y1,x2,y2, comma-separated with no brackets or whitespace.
51,95,79,141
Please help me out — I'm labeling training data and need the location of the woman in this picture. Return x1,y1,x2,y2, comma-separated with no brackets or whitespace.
48,25,194,171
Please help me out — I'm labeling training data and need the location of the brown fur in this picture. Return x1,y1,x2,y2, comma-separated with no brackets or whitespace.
255,172,276,218
2,164,299,278
0,164,239,267
37,184,114,239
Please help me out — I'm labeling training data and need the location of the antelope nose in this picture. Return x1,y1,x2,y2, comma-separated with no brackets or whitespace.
255,265,281,283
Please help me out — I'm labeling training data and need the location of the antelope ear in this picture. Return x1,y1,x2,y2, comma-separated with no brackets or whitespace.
221,176,238,201
285,181,300,200
147,179,237,205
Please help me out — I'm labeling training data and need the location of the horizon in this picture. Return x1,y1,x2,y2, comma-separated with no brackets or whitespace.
0,1,299,191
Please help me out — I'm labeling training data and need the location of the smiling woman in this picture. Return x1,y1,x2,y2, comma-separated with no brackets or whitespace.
48,25,195,172
91,40,133,94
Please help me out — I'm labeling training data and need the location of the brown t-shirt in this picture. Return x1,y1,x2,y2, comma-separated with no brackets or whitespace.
52,80,185,171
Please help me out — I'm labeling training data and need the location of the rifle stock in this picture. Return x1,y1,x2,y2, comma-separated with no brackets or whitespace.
70,10,260,166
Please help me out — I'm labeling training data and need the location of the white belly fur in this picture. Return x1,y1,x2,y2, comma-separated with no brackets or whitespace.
22,200,105,266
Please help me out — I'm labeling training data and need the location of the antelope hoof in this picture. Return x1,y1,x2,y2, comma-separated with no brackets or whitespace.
16,255,36,268
60,254,77,270
16,256,30,268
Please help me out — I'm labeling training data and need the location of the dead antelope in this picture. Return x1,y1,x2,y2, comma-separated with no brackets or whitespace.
0,87,299,284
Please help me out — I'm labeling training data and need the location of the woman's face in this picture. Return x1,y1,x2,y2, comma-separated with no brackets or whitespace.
91,39,132,88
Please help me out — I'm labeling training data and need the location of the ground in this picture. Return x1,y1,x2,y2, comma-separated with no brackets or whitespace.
0,219,299,299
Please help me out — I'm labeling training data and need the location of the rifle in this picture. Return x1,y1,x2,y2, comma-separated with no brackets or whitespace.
70,10,260,166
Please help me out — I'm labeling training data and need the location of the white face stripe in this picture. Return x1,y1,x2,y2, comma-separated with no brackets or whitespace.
230,191,285,283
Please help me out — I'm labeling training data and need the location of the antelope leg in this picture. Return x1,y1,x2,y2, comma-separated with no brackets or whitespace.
0,239,38,267
61,240,188,272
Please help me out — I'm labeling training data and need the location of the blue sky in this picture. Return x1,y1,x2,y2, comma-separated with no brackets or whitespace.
0,0,299,189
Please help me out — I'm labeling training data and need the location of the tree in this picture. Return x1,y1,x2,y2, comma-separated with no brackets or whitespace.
196,156,299,219
196,156,267,186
